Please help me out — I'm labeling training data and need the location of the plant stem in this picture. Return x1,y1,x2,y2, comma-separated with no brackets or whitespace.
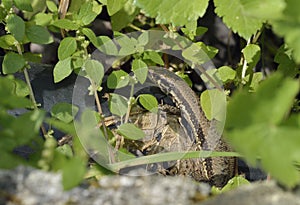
129,23,144,31
116,81,136,150
16,43,47,136
241,37,251,79
92,82,115,163
124,82,135,124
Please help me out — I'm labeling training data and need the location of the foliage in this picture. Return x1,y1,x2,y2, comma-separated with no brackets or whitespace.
226,73,300,188
0,0,299,191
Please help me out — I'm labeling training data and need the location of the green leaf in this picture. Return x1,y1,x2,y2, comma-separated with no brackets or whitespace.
242,44,261,69
68,0,85,13
0,35,16,50
143,51,164,65
200,69,220,88
212,176,250,194
2,52,26,74
53,57,72,83
109,150,240,172
74,109,114,166
214,0,264,39
52,19,80,30
109,93,128,117
116,35,137,56
200,89,226,121
225,73,300,188
51,103,79,123
196,26,208,36
14,77,30,97
138,94,158,113
117,123,145,140
6,14,25,42
132,59,148,84
0,7,7,22
82,28,97,46
46,118,77,137
181,20,197,40
0,152,27,169
61,157,86,190
46,0,57,12
2,0,13,10
227,73,299,128
22,0,47,20
275,45,298,77
26,25,53,44
99,0,107,4
107,70,130,89
176,71,193,87
56,144,73,158
1,109,45,144
82,28,118,55
182,42,218,65
111,0,139,31
107,0,127,16
243,0,285,20
0,76,32,108
23,52,42,63
96,36,118,55
76,1,102,25
137,32,149,46
58,37,77,60
217,66,236,83
13,0,33,11
82,28,118,56
84,59,104,86
135,0,209,26
33,13,53,26
244,72,263,92
271,0,300,64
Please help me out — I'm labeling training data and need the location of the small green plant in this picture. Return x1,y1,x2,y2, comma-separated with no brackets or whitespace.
0,0,299,190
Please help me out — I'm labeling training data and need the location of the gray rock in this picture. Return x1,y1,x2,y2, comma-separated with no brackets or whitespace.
1,166,299,205
0,166,210,205
202,181,300,205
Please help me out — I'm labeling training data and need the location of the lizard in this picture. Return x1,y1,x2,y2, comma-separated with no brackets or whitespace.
147,67,236,187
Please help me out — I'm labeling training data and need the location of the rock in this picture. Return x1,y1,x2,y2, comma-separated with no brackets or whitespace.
1,166,299,205
0,166,210,205
202,181,300,205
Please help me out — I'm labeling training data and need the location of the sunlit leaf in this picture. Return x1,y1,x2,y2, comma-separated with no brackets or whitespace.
2,52,26,74
132,59,148,84
214,0,264,39
53,57,72,83
225,72,300,188
135,0,209,26
109,93,128,117
26,25,53,44
6,14,25,42
58,37,77,60
139,94,158,113
107,70,129,89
